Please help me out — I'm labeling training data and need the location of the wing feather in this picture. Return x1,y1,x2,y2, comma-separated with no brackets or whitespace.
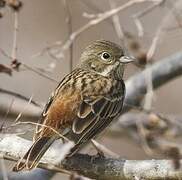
71,79,125,149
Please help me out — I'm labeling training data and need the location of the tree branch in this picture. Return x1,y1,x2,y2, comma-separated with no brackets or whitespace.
124,52,182,111
0,134,182,180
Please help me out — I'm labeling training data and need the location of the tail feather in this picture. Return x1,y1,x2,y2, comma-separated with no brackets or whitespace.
13,136,56,171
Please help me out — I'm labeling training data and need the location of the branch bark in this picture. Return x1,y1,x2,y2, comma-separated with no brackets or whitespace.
0,134,182,180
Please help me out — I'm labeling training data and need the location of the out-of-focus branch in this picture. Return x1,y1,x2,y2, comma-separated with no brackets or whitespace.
43,0,156,59
132,0,165,36
11,10,18,61
109,0,125,44
146,0,181,61
0,88,42,120
109,112,182,144
0,88,41,107
63,0,73,72
124,51,182,112
0,47,58,82
0,134,182,180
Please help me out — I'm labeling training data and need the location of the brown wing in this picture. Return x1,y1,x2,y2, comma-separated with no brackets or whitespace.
71,79,125,152
72,97,123,133
34,69,83,140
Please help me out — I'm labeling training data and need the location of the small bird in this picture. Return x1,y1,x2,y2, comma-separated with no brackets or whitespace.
13,40,134,171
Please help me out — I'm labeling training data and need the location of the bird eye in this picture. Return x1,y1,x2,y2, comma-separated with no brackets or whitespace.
101,52,111,61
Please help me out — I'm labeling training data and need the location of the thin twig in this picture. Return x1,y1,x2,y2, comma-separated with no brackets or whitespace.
166,1,182,30
45,0,157,59
0,88,41,107
14,94,34,122
0,48,12,59
108,0,125,44
136,118,154,155
132,0,165,36
133,18,144,37
22,63,58,83
146,0,180,61
81,0,113,26
11,121,70,141
11,11,18,60
133,0,165,19
0,47,58,83
63,0,73,72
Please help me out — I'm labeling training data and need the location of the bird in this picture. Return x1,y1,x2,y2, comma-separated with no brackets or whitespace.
13,40,134,171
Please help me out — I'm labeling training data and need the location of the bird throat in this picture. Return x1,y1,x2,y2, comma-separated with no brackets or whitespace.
99,62,124,80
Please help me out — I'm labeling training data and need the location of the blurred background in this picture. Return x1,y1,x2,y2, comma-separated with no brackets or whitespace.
0,0,182,179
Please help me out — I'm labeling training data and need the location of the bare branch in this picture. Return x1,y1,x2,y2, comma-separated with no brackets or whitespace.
132,0,165,36
0,47,58,82
62,0,73,72
108,0,125,44
0,134,182,179
146,0,181,61
0,88,41,107
22,63,58,83
124,51,182,112
11,10,18,60
45,0,156,58
0,88,42,120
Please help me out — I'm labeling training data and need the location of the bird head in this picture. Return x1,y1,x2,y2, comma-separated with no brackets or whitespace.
80,40,134,80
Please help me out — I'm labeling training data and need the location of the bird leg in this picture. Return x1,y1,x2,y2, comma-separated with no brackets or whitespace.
91,139,119,158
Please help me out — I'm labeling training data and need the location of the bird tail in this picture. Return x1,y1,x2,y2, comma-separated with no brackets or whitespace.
12,136,56,171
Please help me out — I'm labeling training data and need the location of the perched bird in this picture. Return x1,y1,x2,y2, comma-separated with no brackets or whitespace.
13,40,134,171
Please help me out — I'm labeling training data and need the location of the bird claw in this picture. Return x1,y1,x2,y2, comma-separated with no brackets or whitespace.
96,151,105,158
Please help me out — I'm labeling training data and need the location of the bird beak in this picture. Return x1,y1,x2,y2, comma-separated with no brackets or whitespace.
119,55,135,64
